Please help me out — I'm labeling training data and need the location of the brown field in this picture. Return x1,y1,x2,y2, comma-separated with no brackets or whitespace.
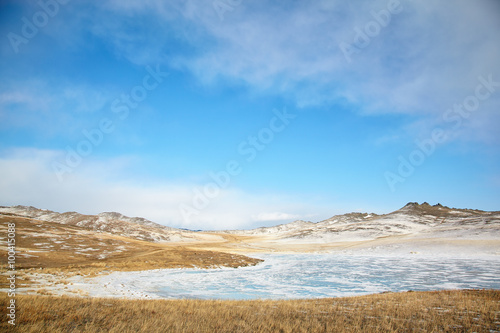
2,214,500,332
1,289,499,332
0,215,261,290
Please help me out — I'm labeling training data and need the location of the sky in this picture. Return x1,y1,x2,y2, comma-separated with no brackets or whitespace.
0,0,499,230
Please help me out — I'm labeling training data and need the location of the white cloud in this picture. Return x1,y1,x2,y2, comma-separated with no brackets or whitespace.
252,212,302,222
0,148,329,230
70,0,500,143
10,0,500,131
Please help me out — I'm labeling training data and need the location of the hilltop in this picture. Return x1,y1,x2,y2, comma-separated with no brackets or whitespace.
1,202,499,261
227,202,499,242
0,205,198,243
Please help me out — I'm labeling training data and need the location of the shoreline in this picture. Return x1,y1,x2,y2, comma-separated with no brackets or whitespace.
6,251,498,300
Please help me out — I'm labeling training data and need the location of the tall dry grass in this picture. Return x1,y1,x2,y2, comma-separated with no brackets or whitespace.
1,289,499,332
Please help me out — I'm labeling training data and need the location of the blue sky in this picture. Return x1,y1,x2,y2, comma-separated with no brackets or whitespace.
0,0,499,230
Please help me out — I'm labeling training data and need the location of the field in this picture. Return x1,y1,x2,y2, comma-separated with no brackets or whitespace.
1,289,499,332
0,215,262,292
1,213,500,331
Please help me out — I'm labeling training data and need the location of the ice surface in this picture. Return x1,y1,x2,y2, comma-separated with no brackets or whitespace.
75,254,500,300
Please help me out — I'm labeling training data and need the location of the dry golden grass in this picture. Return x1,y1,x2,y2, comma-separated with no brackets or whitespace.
0,215,262,288
0,289,498,332
2,213,500,332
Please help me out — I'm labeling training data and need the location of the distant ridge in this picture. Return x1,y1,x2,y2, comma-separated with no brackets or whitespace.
1,202,498,244
0,205,191,242
222,202,500,243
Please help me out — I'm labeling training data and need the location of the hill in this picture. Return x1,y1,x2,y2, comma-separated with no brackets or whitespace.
0,202,498,298
0,205,199,243
212,202,500,256
228,202,499,242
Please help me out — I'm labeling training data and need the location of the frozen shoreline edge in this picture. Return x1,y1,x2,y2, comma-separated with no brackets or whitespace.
51,251,500,300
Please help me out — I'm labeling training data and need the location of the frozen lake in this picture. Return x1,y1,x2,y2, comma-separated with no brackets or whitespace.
87,254,500,299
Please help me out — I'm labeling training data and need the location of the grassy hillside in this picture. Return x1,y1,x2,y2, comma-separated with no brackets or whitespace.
0,214,262,290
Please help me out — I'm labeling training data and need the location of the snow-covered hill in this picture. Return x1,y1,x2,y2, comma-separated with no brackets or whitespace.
227,202,500,243
0,205,198,242
1,202,498,245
